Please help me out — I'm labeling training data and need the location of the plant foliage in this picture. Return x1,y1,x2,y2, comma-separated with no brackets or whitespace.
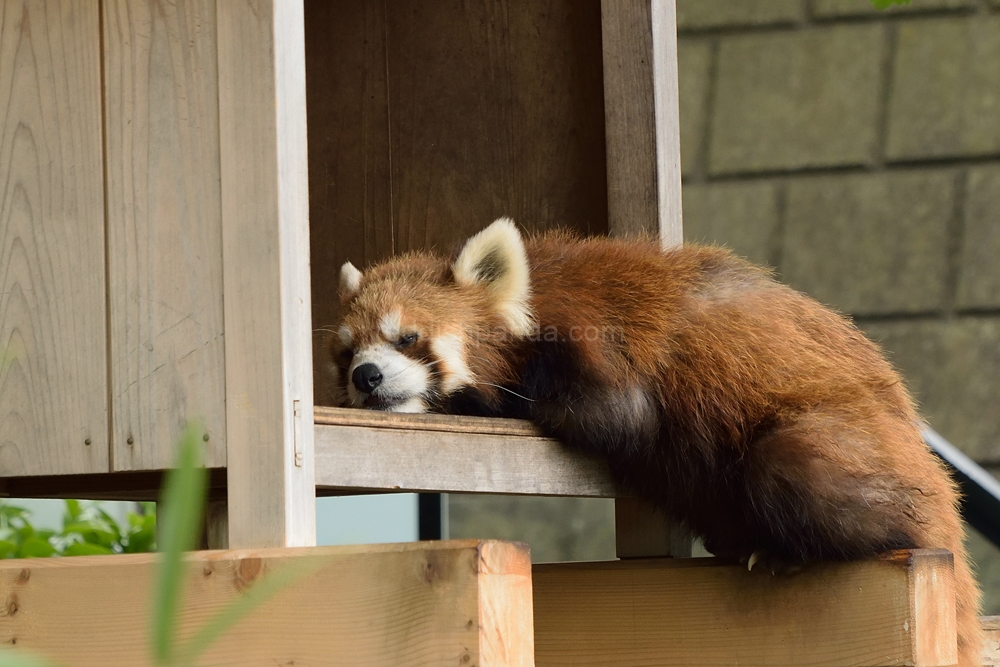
870,0,911,8
0,500,155,559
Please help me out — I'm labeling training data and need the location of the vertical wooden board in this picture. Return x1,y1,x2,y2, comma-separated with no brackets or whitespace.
601,0,683,245
385,0,608,252
0,541,533,667
614,497,691,558
217,0,316,548
0,0,108,475
305,0,391,406
306,0,609,405
103,0,227,471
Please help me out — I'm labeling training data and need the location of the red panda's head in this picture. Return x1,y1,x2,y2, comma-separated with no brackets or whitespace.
331,218,533,412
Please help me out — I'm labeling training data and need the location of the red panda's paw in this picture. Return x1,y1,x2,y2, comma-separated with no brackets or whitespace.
740,550,805,576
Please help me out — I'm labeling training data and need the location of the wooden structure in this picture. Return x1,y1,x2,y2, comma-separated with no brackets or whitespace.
0,0,977,664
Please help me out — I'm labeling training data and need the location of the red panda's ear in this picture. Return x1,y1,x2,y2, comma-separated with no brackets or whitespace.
452,218,533,336
340,262,363,303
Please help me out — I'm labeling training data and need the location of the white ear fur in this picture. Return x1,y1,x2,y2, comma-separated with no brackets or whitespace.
452,218,533,336
340,262,363,303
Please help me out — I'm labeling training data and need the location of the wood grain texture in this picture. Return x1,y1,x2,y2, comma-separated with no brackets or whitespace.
0,0,108,476
0,540,534,667
983,616,1000,667
601,0,683,245
103,0,226,471
307,0,609,406
533,550,957,667
314,413,619,497
217,0,315,548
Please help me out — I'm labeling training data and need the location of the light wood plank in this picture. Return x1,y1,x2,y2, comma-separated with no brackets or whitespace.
217,0,315,547
0,0,108,475
601,0,683,246
314,411,618,497
103,0,227,471
0,540,533,667
983,616,1000,667
533,550,957,667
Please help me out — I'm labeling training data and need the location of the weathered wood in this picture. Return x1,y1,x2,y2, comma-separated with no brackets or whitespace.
314,408,618,497
217,0,315,548
601,0,683,246
0,540,533,667
983,616,1000,667
306,0,609,406
103,0,227,471
0,0,109,476
533,550,957,667
614,497,691,558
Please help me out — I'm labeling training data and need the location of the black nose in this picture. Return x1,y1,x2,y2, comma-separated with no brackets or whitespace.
352,363,383,394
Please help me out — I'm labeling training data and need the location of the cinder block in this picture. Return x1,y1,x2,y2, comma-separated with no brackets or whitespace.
682,182,779,267
709,26,883,175
678,40,712,177
886,17,1000,160
862,318,1000,463
676,0,802,30
812,0,974,18
782,172,954,315
957,167,1000,309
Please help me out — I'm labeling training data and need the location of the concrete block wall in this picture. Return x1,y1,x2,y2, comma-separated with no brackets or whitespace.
678,0,1000,612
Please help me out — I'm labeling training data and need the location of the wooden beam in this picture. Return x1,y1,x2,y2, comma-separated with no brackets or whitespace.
314,407,618,497
533,549,957,667
984,616,1000,667
600,0,682,246
0,540,532,667
216,0,315,548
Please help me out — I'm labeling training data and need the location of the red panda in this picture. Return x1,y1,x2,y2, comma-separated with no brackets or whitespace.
331,218,982,665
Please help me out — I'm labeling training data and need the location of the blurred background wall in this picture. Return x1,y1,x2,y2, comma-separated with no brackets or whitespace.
450,0,1000,615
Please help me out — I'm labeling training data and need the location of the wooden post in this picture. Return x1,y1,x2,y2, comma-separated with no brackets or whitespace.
217,0,315,548
602,0,687,557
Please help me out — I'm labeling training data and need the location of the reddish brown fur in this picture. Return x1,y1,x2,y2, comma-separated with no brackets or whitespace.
333,231,982,664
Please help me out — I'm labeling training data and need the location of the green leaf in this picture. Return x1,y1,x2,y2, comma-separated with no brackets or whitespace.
18,538,56,559
0,648,61,667
62,499,82,525
0,540,18,559
62,542,114,557
151,422,207,666
869,0,911,7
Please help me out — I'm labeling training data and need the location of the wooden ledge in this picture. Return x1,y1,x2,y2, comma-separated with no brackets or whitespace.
0,539,533,667
533,549,957,667
314,406,620,497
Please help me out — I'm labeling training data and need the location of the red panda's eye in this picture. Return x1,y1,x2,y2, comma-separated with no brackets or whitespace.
339,348,355,363
398,332,419,348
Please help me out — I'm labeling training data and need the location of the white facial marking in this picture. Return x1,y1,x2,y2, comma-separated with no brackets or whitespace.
345,342,431,411
431,333,475,394
337,325,353,347
379,310,402,341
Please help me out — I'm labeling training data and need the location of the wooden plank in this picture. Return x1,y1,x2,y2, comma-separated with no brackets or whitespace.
614,497,691,558
314,415,619,497
0,540,534,667
306,0,609,406
533,550,957,667
0,0,109,476
983,616,1000,667
216,0,315,547
601,0,683,246
103,0,227,471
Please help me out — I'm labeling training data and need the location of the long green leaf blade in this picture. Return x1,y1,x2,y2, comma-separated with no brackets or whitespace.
151,423,207,666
